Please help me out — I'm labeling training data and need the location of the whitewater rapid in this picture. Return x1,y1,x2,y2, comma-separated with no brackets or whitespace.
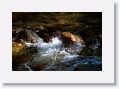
15,37,102,71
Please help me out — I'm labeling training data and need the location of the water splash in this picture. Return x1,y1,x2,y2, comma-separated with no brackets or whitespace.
37,37,62,49
25,37,84,64
23,36,102,71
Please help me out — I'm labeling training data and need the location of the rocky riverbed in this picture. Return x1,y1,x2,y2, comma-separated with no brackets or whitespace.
12,12,102,71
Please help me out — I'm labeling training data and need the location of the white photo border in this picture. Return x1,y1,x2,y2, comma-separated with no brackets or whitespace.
0,0,114,83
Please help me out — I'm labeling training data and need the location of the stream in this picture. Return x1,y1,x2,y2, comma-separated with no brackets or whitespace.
13,37,102,71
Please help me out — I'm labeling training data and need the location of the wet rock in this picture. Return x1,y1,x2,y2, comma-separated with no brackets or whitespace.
42,33,52,43
12,42,37,65
12,53,33,65
74,35,84,44
15,30,40,43
16,28,25,33
62,32,84,44
12,28,24,39
30,25,45,31
35,30,52,43
12,29,17,38
52,30,62,39
12,42,26,55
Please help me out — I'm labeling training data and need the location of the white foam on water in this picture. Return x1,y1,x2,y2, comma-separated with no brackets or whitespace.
59,50,69,55
62,54,79,62
25,37,85,64
24,42,33,47
64,54,79,59
37,37,62,49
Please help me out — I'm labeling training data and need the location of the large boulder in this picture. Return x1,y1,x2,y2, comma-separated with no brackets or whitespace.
62,32,84,44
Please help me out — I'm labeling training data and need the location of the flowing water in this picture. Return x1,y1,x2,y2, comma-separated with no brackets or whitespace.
19,37,102,71
12,12,102,71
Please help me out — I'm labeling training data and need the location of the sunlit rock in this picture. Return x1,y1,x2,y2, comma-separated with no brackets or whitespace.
62,32,84,44
12,42,37,65
12,42,26,56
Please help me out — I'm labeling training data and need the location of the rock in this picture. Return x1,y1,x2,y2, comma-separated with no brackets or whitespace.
12,29,17,38
62,32,75,44
12,28,24,39
30,25,45,31
12,42,37,65
36,30,52,43
62,32,84,44
41,33,51,43
16,28,24,33
12,54,33,65
12,42,26,56
52,30,62,39
15,30,40,43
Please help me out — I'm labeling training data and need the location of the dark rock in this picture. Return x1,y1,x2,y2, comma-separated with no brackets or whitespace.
12,54,33,65
12,29,17,38
52,30,62,39
35,30,52,43
15,30,40,43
